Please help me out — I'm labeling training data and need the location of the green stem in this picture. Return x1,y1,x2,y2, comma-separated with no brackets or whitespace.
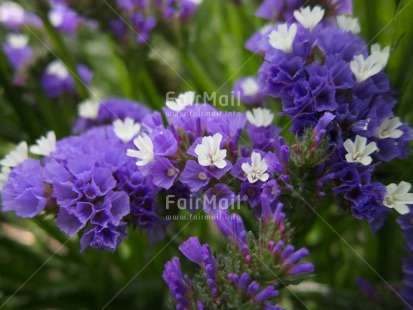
0,49,42,141
140,67,164,110
181,51,218,95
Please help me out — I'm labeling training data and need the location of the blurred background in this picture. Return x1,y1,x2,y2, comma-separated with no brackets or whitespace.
0,0,412,309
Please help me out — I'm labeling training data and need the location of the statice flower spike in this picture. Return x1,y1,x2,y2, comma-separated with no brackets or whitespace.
166,91,195,112
293,6,325,31
383,181,413,215
241,152,269,183
246,108,274,127
0,141,28,167
268,24,297,53
30,131,57,156
344,135,378,165
350,44,390,82
126,135,154,166
113,117,141,143
194,133,227,169
376,117,404,139
337,15,361,34
78,99,101,120
162,257,192,309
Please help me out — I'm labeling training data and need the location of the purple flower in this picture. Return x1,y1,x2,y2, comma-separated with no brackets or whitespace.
233,77,266,106
204,184,236,213
1,159,48,218
2,34,33,74
162,257,192,309
49,4,82,35
41,61,92,98
179,160,210,192
149,158,179,189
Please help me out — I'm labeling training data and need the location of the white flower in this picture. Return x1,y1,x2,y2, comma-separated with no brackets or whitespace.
46,60,69,79
0,2,25,25
113,118,141,143
383,181,413,214
376,117,403,139
49,9,63,27
194,133,227,169
241,78,260,96
293,6,325,31
242,152,269,184
166,91,195,112
0,166,11,192
30,131,56,156
370,44,390,69
350,44,390,82
7,34,29,49
344,135,378,166
189,0,203,4
0,141,28,167
246,108,274,127
78,99,101,120
337,15,361,34
268,24,297,53
126,135,154,166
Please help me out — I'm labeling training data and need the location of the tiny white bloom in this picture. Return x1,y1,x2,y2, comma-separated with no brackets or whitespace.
268,23,297,53
189,0,203,4
294,6,325,31
370,44,390,69
113,118,141,143
30,131,56,156
126,135,154,166
46,60,69,79
166,91,195,112
241,78,260,96
0,141,28,167
350,44,390,82
194,133,227,169
242,152,269,184
49,10,63,27
246,108,274,127
383,181,413,215
337,15,361,34
78,99,101,120
0,2,25,25
376,117,403,139
7,34,29,49
344,135,378,166
0,166,11,192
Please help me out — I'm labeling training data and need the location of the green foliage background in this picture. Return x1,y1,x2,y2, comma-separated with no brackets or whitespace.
0,0,412,309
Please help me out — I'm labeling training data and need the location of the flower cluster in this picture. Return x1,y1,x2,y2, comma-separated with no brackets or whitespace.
111,0,203,44
245,5,413,230
0,100,168,251
163,204,313,309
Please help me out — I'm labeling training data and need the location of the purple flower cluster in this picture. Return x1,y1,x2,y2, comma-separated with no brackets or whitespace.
248,7,413,230
163,204,313,308
111,0,203,43
41,60,92,98
1,99,168,252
